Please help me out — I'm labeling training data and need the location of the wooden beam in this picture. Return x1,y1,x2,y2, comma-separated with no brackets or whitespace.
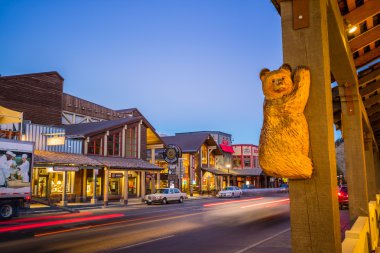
359,62,380,84
370,112,380,123
367,103,380,116
281,0,341,251
359,80,380,96
350,25,380,52
344,0,380,25
354,46,380,68
363,93,380,107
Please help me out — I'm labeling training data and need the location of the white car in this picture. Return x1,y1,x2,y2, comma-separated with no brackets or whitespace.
217,186,242,198
144,188,187,205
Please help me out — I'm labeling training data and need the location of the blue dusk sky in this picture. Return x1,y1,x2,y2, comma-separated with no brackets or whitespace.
0,0,285,144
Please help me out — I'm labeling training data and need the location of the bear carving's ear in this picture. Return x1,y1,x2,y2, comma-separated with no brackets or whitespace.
279,63,292,73
260,68,270,82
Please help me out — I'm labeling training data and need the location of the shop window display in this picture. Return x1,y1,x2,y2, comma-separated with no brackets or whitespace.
86,177,102,196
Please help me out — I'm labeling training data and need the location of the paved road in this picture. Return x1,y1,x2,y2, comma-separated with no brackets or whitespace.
0,194,291,253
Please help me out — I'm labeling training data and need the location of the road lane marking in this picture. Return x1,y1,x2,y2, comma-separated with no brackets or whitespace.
117,235,175,250
233,228,290,253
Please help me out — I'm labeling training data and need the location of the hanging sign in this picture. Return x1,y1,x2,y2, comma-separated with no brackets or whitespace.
163,144,182,164
53,166,79,172
111,173,123,178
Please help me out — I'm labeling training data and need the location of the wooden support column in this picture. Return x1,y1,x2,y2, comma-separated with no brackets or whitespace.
140,171,146,200
374,151,380,192
151,172,156,193
364,135,377,200
122,171,128,205
339,85,369,218
189,154,194,196
91,169,98,204
281,1,341,252
60,171,68,206
82,169,87,202
103,167,109,206
156,172,161,189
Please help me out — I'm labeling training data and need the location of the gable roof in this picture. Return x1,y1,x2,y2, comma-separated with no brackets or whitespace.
62,117,143,137
162,133,222,154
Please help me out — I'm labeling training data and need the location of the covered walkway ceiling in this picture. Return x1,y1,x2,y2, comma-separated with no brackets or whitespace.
271,0,380,148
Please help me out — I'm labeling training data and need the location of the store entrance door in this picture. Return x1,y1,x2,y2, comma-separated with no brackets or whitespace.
37,176,48,198
128,177,137,197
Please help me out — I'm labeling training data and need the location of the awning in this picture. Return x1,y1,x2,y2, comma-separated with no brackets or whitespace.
230,168,263,176
202,167,230,175
219,144,234,153
88,156,163,170
34,150,102,167
0,106,22,124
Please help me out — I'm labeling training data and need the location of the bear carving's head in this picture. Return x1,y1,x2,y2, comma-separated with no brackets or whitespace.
260,64,294,100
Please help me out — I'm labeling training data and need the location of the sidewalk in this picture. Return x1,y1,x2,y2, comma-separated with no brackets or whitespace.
25,194,215,214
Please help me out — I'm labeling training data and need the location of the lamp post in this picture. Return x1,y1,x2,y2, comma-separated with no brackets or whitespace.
226,164,231,187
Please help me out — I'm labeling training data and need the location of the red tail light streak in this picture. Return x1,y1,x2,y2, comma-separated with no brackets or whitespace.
0,213,124,233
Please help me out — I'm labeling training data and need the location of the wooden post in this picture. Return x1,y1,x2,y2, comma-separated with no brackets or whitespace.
103,167,109,206
140,171,145,200
60,171,68,206
364,135,377,200
339,85,369,218
82,169,87,202
281,1,341,252
91,169,98,204
156,172,161,190
122,171,128,205
374,150,380,192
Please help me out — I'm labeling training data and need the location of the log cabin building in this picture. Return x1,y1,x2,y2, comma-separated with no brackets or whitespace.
0,71,166,204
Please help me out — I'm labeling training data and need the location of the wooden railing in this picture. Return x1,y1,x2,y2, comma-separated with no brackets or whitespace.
342,194,380,253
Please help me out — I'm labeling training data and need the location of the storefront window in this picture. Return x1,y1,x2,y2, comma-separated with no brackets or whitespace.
201,145,207,165
86,177,102,196
126,127,137,158
109,178,121,195
107,131,121,156
243,156,251,167
50,171,74,194
209,154,215,167
88,136,102,155
233,156,242,168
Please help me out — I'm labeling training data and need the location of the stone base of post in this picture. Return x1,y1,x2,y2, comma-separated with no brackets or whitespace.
91,198,98,204
103,200,108,206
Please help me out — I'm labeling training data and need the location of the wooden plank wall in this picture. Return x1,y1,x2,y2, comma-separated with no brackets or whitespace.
0,72,63,125
63,93,141,121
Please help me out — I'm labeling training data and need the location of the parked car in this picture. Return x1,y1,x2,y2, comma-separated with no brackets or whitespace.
217,186,242,198
338,185,349,209
144,188,187,205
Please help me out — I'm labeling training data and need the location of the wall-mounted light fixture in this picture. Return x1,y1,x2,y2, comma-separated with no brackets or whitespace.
344,19,358,34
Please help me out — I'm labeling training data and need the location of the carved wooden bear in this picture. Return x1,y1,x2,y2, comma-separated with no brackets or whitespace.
258,64,313,179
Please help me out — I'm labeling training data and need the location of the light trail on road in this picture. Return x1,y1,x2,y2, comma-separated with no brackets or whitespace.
203,197,264,207
240,198,290,209
0,212,92,225
0,213,124,233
